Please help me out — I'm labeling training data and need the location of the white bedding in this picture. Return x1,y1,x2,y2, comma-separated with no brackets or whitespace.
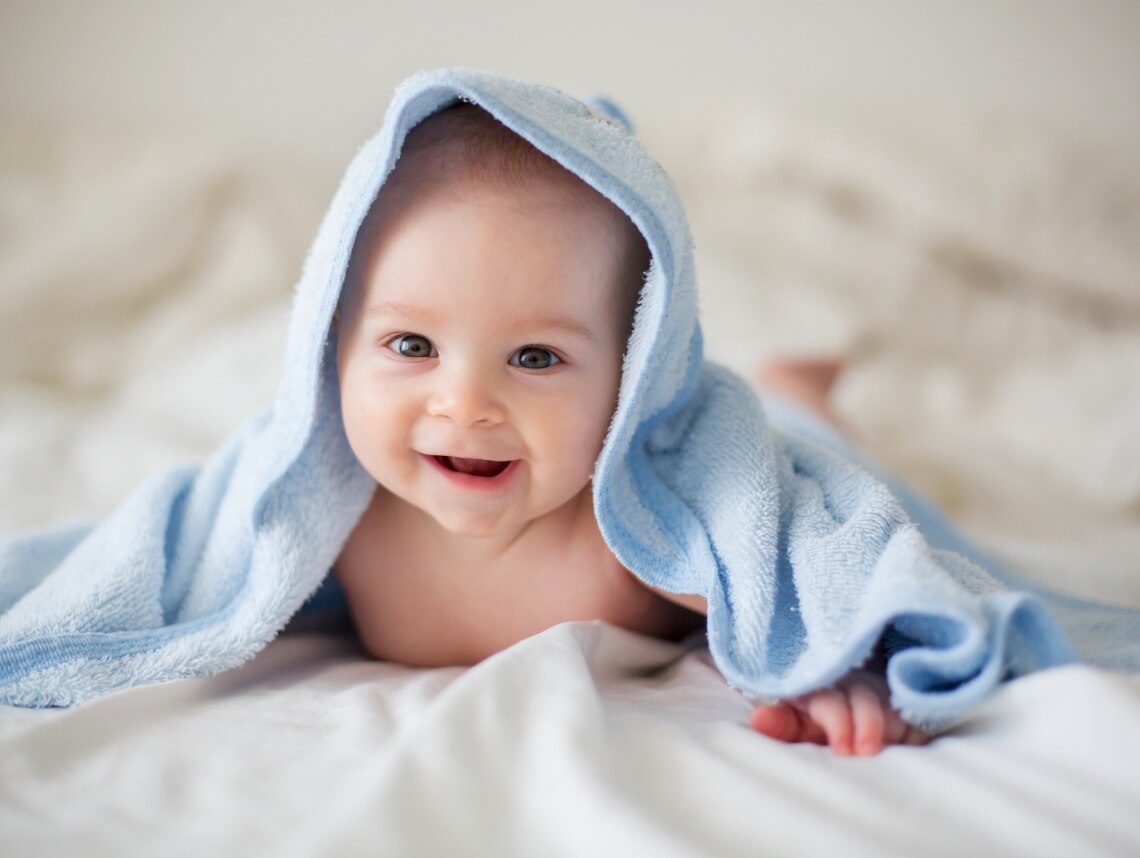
2,110,1139,856
2,629,1138,856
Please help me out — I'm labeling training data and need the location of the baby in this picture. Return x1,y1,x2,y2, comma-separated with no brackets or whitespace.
332,103,926,756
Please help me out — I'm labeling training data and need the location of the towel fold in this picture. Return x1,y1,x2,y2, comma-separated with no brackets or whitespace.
2,69,1136,724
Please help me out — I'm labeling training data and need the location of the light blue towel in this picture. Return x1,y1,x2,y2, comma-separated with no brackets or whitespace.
2,69,1137,724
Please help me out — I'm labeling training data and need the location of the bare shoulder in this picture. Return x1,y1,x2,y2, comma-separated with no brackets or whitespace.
577,516,708,638
644,583,708,616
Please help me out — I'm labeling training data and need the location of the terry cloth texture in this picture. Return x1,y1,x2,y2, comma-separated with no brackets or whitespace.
1,69,1137,724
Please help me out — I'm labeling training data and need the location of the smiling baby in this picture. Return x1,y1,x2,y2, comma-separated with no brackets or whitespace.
331,103,925,755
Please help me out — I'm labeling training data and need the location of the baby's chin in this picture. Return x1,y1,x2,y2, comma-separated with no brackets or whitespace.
422,491,588,543
412,494,525,539
430,512,515,540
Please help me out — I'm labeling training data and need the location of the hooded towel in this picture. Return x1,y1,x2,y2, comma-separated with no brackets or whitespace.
2,69,1137,724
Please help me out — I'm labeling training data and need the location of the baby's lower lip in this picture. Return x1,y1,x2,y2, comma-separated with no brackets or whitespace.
422,454,520,491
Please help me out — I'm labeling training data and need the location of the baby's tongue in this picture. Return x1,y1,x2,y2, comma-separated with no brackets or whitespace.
448,457,507,477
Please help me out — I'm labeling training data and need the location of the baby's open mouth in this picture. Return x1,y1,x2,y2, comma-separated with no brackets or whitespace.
434,455,511,478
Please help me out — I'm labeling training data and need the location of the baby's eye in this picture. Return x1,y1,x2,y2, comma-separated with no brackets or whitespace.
388,334,437,359
511,346,560,370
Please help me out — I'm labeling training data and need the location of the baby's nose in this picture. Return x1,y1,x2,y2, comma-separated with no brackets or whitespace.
425,365,507,427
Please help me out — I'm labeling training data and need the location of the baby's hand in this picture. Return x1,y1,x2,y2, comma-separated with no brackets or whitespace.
748,669,929,756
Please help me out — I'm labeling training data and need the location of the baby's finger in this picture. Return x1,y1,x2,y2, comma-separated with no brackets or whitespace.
750,702,823,744
848,682,886,756
879,707,931,747
804,688,854,755
901,724,931,746
749,702,799,741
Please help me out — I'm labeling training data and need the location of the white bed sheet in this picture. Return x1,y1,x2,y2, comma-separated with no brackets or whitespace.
2,109,1139,856
2,627,1138,857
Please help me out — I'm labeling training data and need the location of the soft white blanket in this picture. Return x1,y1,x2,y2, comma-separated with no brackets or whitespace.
2,627,1138,856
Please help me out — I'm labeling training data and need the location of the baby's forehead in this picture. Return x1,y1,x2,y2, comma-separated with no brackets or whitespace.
375,102,637,230
343,103,649,315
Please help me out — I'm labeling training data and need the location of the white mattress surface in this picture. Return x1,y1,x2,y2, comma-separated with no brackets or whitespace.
2,628,1138,857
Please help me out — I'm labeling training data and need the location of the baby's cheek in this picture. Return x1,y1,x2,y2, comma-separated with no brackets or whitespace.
584,396,620,453
562,411,613,475
339,380,391,466
338,379,367,442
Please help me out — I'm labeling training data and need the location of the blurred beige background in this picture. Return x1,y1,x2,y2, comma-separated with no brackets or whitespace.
3,0,1139,182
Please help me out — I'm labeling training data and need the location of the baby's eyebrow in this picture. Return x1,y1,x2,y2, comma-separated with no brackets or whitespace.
512,317,598,344
362,301,598,343
362,301,443,324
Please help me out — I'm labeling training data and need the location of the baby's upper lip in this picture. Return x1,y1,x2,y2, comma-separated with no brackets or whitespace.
420,451,517,463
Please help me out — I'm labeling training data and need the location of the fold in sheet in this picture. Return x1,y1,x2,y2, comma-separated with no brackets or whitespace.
1,69,1137,723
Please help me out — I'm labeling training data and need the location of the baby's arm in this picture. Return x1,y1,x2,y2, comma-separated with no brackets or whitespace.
747,360,930,753
647,584,928,755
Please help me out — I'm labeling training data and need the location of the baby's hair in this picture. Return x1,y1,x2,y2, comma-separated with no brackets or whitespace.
340,101,649,326
393,100,588,199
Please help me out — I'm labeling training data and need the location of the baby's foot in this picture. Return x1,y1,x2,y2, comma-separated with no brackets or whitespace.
753,358,847,432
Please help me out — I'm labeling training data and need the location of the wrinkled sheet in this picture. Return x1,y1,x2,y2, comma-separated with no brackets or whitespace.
2,627,1138,857
2,109,1139,855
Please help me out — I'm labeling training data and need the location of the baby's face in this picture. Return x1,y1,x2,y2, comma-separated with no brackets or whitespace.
336,177,637,540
